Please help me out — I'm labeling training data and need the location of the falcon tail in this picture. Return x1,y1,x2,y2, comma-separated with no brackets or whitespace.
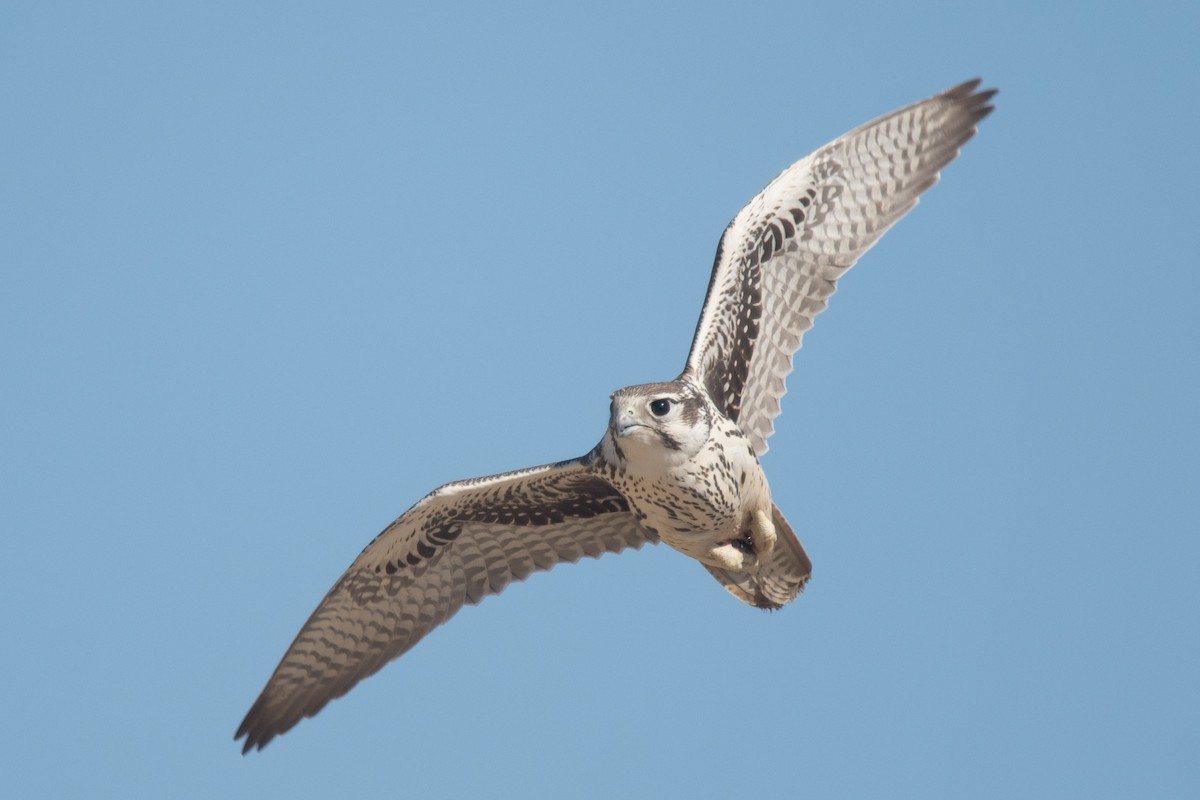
703,503,811,609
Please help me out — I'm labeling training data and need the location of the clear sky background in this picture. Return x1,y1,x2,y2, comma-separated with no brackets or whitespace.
3,2,1198,797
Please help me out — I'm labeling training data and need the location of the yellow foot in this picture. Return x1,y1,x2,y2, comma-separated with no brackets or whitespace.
750,507,777,559
707,542,755,571
704,509,777,572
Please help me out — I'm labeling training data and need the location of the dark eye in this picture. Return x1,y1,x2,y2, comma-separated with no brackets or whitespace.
649,399,672,417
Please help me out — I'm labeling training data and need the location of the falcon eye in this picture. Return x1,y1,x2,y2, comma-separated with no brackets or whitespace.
649,399,672,417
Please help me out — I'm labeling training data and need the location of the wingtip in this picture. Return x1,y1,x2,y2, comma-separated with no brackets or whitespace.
234,705,279,754
235,729,273,755
944,76,994,97
943,77,998,120
234,725,258,755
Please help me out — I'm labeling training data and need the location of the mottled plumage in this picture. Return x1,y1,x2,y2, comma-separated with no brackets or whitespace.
237,79,995,752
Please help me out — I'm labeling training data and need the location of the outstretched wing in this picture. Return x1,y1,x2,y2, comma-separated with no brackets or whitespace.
683,79,996,455
236,457,654,753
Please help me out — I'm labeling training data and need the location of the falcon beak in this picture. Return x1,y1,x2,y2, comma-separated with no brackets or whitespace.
619,419,648,438
609,407,648,438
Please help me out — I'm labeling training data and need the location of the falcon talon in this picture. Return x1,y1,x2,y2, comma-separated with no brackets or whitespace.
731,534,756,555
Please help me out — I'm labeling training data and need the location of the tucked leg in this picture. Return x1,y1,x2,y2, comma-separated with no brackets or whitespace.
704,508,776,571
706,542,754,571
749,507,777,558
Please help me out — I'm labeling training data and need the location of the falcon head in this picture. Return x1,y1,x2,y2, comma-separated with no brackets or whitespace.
603,380,712,466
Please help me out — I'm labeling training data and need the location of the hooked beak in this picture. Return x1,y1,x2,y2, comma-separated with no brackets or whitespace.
613,408,645,436
616,418,644,436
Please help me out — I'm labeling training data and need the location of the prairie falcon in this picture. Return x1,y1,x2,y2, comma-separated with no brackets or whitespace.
237,79,995,752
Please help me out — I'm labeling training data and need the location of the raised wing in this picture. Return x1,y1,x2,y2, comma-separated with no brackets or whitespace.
235,457,654,752
683,79,995,455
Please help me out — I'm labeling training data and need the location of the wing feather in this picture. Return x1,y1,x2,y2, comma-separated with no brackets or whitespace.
235,456,655,752
684,79,996,454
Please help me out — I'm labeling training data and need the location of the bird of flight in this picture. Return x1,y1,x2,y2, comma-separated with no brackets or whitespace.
237,79,995,752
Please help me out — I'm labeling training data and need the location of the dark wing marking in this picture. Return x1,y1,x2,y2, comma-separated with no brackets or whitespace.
683,79,995,454
235,457,655,752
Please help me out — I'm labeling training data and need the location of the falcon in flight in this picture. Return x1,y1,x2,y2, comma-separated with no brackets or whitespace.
237,79,995,752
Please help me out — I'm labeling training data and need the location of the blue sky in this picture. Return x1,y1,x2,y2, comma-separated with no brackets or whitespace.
3,1,1198,797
